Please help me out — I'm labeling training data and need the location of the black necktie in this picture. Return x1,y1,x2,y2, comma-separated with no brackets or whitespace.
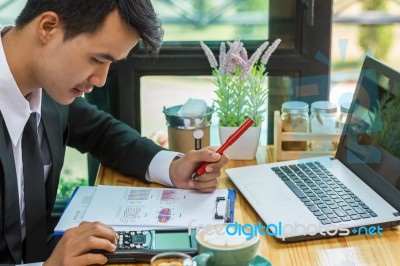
22,113,47,262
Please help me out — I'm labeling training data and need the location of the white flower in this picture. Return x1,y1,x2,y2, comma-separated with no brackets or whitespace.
260,39,281,65
200,41,218,68
199,36,281,127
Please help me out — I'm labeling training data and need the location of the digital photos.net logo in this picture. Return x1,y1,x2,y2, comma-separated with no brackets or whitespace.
188,220,384,241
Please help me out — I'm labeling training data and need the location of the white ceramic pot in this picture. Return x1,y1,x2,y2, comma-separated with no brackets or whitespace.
218,126,261,160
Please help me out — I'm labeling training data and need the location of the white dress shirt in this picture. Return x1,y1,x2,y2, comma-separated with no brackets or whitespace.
0,26,179,264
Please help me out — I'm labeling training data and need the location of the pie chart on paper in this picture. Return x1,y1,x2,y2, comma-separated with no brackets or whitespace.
158,207,172,223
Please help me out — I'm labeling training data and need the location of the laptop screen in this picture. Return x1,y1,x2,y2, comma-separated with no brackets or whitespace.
337,55,400,210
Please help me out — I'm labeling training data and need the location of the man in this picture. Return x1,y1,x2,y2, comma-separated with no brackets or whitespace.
0,0,228,265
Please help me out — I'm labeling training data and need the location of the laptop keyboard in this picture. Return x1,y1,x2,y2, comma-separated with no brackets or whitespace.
272,161,377,225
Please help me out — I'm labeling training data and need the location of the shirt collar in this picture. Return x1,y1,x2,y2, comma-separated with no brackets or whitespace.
0,26,42,146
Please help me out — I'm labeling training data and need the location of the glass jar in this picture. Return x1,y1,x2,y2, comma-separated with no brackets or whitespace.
336,101,351,135
310,101,338,151
336,102,350,134
281,101,309,151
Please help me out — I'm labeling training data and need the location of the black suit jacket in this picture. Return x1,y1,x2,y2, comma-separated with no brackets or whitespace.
0,92,163,264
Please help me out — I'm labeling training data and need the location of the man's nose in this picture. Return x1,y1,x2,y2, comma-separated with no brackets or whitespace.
88,65,110,88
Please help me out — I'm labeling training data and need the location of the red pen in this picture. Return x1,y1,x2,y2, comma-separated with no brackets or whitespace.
192,117,255,179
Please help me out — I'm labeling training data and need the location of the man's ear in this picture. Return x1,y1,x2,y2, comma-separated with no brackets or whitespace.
37,11,62,44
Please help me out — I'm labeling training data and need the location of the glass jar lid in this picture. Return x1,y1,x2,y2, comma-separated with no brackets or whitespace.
311,101,337,114
339,101,351,113
281,101,309,114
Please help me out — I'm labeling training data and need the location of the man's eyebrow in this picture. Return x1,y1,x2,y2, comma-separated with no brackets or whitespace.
96,53,118,62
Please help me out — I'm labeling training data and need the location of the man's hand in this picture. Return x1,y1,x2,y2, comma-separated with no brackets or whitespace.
44,221,118,266
169,147,229,192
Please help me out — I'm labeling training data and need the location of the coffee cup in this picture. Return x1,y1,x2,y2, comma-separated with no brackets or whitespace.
150,252,195,266
194,223,260,266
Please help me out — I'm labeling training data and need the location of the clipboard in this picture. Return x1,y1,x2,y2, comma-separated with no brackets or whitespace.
54,186,236,234
214,189,236,223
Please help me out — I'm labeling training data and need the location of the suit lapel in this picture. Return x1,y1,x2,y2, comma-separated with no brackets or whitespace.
41,95,64,212
0,113,22,263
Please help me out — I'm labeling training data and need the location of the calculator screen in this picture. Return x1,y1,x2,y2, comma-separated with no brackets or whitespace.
154,232,191,249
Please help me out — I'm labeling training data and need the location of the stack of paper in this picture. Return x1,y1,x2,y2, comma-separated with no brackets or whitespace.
54,185,235,235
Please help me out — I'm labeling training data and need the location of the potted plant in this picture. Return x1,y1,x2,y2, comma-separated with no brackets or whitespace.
200,37,281,159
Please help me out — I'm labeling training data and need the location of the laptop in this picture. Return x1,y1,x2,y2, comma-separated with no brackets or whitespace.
226,55,400,241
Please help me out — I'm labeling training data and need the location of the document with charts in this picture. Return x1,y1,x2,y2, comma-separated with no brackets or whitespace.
54,185,235,234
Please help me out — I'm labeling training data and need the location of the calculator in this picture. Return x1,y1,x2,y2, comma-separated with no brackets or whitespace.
99,228,198,263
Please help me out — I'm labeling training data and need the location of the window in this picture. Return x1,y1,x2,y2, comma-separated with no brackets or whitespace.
0,0,26,24
330,0,400,106
153,0,269,41
95,0,333,146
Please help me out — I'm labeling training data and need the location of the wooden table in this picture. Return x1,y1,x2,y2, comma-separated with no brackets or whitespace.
95,146,400,266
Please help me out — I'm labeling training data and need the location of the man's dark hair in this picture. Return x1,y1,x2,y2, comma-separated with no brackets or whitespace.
15,0,163,54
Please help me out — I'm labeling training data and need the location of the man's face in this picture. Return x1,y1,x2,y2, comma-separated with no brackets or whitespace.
38,9,139,105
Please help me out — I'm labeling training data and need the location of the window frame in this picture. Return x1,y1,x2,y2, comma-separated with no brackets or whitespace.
101,0,332,137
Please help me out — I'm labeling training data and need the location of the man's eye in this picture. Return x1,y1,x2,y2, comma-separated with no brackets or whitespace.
92,58,104,64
